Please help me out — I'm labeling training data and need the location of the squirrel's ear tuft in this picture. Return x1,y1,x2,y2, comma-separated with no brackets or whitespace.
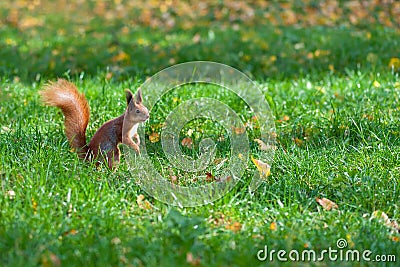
125,89,133,105
135,88,142,104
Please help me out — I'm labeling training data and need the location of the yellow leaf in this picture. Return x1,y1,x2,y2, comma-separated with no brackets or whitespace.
373,80,381,88
111,51,130,63
270,221,277,231
294,137,303,146
31,197,37,214
388,57,400,69
149,132,160,143
226,221,242,233
251,157,271,179
316,197,338,211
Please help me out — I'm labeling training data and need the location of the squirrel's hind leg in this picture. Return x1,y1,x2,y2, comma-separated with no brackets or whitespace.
107,148,121,169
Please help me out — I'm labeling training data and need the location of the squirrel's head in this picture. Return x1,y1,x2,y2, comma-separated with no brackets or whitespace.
125,88,150,122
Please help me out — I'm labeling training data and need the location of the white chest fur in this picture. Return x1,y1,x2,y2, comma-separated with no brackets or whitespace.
128,123,139,138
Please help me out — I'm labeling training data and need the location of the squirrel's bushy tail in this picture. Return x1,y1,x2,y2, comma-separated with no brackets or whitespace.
40,79,90,157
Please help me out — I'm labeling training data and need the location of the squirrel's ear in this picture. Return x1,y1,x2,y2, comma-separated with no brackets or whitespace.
125,89,133,106
135,88,142,104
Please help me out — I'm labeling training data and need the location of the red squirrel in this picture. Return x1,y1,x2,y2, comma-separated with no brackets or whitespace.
40,79,149,168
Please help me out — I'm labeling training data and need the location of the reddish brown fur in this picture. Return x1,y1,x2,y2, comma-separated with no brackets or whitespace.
40,78,149,168
40,79,90,156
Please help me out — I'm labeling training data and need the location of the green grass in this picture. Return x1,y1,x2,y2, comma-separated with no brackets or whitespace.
1,71,399,266
1,1,400,266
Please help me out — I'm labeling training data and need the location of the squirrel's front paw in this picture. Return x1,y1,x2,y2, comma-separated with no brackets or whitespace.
133,133,140,146
133,143,140,154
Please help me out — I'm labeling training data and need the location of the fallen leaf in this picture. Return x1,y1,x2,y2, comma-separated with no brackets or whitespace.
254,138,276,151
6,190,15,200
136,194,152,210
111,51,130,63
294,137,303,146
170,175,178,184
105,72,113,80
251,157,271,179
192,33,201,43
388,57,400,69
62,229,79,236
186,252,201,266
111,237,121,245
1,126,12,133
252,234,265,240
149,132,160,143
226,221,242,233
371,210,399,233
41,252,61,267
373,80,381,88
207,212,228,226
181,137,193,148
232,126,246,135
32,197,37,214
316,197,338,211
205,172,214,182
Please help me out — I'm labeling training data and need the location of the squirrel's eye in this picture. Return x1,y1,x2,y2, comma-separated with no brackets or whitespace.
136,109,140,113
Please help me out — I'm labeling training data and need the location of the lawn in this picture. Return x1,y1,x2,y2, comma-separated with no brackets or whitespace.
0,1,399,266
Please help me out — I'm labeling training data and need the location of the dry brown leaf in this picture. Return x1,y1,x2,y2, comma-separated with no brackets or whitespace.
316,197,338,211
181,137,193,148
41,252,61,267
170,175,178,184
111,237,121,245
62,229,78,236
186,252,201,266
254,138,276,151
371,210,399,233
136,194,152,210
6,190,15,200
207,212,228,226
205,172,214,182
232,126,246,135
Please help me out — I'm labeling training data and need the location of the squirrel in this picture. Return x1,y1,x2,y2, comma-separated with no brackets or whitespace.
40,79,149,168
